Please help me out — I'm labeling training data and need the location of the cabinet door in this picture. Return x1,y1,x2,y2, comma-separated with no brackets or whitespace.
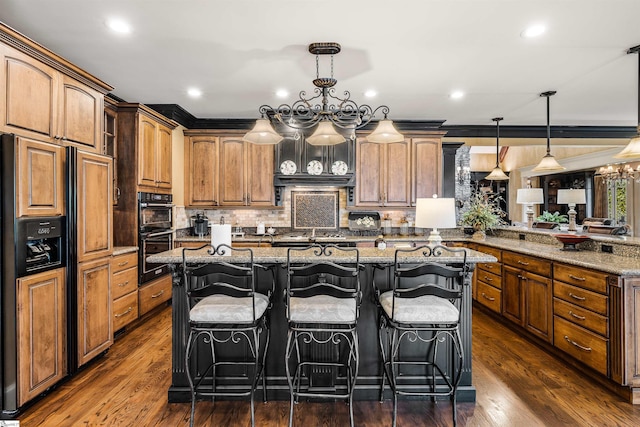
185,136,219,207
219,137,247,206
156,124,172,189
59,75,102,151
524,272,553,342
76,150,113,262
355,139,384,206
137,115,158,188
77,258,112,367
502,265,524,325
0,46,58,141
247,143,274,206
15,137,65,217
17,267,67,405
412,138,441,203
383,140,411,206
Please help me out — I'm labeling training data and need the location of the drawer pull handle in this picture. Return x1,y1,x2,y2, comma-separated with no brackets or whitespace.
569,293,586,301
485,264,493,269
517,260,530,266
484,276,493,282
481,293,495,302
569,311,586,321
564,335,592,352
118,261,129,267
118,281,129,287
115,307,133,318
151,290,165,298
568,274,586,281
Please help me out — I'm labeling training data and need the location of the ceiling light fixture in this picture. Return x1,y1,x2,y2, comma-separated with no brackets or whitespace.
275,89,289,98
450,90,464,99
106,18,131,34
243,42,403,145
187,88,202,98
485,117,509,180
532,91,565,172
614,44,640,159
521,24,546,38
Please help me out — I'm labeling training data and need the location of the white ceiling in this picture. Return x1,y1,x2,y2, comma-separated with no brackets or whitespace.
2,0,640,127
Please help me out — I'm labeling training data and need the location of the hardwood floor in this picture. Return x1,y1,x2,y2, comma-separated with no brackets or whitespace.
18,305,640,426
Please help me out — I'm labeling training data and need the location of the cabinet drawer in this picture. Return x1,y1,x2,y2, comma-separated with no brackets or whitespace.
554,297,608,337
111,252,137,274
111,266,138,300
477,281,501,313
478,261,501,275
476,269,502,289
139,274,172,316
502,251,551,277
553,264,608,294
554,281,608,316
475,245,502,262
554,316,608,376
113,291,139,332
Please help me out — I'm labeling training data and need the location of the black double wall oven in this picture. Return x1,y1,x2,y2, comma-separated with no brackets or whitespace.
138,192,173,284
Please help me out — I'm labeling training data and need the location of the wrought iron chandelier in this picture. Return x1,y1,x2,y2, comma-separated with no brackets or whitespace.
243,42,404,146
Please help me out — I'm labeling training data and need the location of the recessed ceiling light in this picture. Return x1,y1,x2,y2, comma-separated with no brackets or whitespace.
106,18,131,35
364,89,377,98
187,87,202,98
276,89,289,98
450,90,464,100
521,24,546,38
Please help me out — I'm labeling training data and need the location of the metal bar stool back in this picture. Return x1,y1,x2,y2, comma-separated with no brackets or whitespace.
374,245,468,427
284,244,362,427
182,244,274,427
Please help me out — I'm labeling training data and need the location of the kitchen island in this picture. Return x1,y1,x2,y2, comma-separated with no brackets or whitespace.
148,246,496,402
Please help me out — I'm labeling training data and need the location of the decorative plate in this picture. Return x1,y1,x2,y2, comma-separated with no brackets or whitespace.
307,160,323,175
331,160,348,175
280,160,297,175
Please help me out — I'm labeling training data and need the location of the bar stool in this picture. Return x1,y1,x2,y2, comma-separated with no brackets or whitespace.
182,244,274,427
284,244,362,427
373,245,468,427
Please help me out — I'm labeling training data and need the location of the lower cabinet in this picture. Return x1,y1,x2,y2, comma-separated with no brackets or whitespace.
139,274,172,316
77,258,113,367
473,244,502,313
16,267,67,406
111,252,139,333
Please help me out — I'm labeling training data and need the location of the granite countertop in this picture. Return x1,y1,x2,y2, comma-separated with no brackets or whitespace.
113,246,138,256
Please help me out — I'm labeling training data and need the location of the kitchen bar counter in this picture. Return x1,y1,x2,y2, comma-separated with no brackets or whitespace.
148,246,494,403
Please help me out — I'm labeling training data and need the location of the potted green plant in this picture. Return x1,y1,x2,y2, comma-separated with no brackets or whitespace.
534,211,568,229
461,191,506,240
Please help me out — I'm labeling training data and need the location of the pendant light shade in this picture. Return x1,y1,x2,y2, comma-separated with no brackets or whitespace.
615,45,640,159
366,119,405,143
485,117,509,180
533,91,565,172
242,118,284,145
306,121,346,146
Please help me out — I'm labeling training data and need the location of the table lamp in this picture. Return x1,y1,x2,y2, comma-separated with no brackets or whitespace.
557,189,586,232
415,195,457,246
516,188,544,229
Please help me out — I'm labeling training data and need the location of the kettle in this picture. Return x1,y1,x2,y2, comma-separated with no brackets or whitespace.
190,213,209,237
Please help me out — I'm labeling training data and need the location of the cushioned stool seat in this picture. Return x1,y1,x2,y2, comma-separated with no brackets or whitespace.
190,293,270,323
379,291,459,324
289,294,357,324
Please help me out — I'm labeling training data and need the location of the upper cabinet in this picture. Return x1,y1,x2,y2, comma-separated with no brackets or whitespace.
183,130,275,208
411,137,442,204
0,42,109,152
116,103,177,195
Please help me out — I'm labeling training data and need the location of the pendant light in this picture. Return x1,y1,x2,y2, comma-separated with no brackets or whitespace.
242,117,284,145
485,117,509,180
532,91,565,172
615,44,640,159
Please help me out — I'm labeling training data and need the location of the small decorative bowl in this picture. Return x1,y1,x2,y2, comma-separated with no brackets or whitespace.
554,234,591,251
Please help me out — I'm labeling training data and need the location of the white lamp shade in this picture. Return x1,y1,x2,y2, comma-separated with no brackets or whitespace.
415,196,457,229
557,188,586,205
614,136,640,159
516,188,544,204
532,153,565,172
306,121,346,146
366,119,405,143
484,167,509,181
242,119,284,145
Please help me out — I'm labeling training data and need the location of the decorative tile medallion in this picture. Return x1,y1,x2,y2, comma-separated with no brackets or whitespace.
292,191,339,230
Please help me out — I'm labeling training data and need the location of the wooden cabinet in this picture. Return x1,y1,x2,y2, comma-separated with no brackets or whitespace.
185,135,219,207
355,138,410,206
111,252,139,332
411,137,442,204
502,251,553,342
474,244,502,314
139,274,172,316
136,112,173,189
16,267,67,406
77,257,112,367
0,44,106,151
104,99,119,205
15,136,65,217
